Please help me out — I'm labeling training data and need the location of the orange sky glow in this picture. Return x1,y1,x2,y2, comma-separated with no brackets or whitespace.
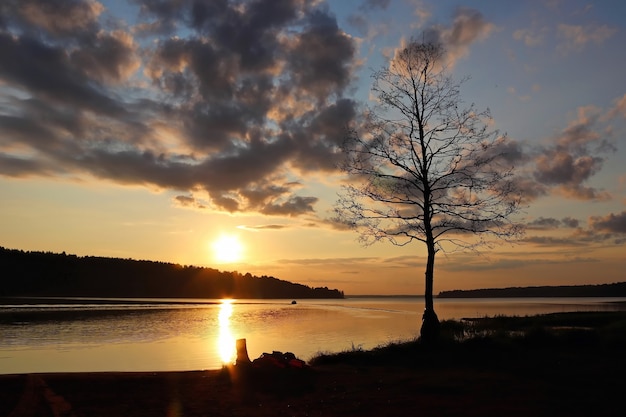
0,0,624,295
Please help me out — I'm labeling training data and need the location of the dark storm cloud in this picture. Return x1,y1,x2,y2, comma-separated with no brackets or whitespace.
4,1,615,223
261,196,318,216
532,109,614,200
527,217,562,230
347,0,390,35
1,0,103,37
359,0,390,11
0,153,51,177
0,113,63,151
202,136,295,193
482,104,616,206
561,217,580,228
589,211,626,234
174,195,195,205
133,0,185,34
523,212,623,247
527,216,581,230
535,153,601,187
285,9,356,100
70,30,139,84
0,0,360,216
291,98,358,172
521,236,587,247
1,0,137,91
237,224,290,231
457,135,544,204
174,195,206,209
0,32,125,117
190,0,301,72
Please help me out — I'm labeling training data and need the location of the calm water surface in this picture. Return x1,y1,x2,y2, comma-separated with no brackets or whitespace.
1,297,625,374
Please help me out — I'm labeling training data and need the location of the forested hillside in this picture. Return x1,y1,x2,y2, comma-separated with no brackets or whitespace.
0,247,344,299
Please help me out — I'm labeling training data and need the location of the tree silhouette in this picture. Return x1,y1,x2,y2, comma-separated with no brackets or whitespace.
336,41,523,341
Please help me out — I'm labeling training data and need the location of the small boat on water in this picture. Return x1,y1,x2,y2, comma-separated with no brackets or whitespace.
291,300,297,305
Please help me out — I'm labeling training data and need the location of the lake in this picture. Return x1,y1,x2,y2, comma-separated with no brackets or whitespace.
2,297,625,375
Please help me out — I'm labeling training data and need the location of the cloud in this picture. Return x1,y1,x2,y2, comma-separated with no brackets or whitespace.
385,7,495,70
346,14,369,35
589,211,626,234
238,224,289,231
605,93,626,120
359,0,391,11
5,0,104,36
320,216,355,231
531,106,615,201
284,10,357,101
0,31,127,117
347,0,392,37
494,102,617,205
174,195,206,210
70,29,141,84
0,0,360,216
423,7,496,67
513,27,547,47
439,251,599,272
521,210,626,248
174,195,196,206
0,0,621,224
382,255,423,268
464,136,548,204
261,196,318,217
276,256,378,266
527,217,580,230
527,217,562,230
411,2,431,29
0,153,52,177
521,236,587,247
561,217,580,228
557,23,617,53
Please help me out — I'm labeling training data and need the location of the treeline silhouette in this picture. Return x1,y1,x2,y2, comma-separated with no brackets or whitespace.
438,282,626,298
0,247,344,299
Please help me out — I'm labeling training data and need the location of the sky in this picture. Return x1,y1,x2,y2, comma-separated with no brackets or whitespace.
1,0,625,295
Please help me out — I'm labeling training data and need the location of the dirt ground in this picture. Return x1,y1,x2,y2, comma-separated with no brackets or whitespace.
2,345,624,417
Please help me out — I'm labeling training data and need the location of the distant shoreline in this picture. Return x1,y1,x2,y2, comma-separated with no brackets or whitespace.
348,283,626,298
438,282,626,298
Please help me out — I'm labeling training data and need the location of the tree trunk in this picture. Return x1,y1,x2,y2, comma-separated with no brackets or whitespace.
420,241,440,342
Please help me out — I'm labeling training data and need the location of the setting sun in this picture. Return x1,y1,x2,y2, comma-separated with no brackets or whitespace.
211,235,244,264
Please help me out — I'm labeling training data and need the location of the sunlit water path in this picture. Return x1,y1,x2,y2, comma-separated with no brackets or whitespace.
1,297,625,374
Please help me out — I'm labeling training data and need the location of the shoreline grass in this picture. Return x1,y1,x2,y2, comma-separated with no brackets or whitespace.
309,310,626,367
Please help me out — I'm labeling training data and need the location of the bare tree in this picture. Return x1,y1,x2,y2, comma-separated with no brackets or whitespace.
336,41,523,341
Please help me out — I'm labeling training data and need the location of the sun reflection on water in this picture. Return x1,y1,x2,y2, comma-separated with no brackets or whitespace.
217,299,236,364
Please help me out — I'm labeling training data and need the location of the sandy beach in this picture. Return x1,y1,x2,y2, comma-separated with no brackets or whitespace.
2,338,624,417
